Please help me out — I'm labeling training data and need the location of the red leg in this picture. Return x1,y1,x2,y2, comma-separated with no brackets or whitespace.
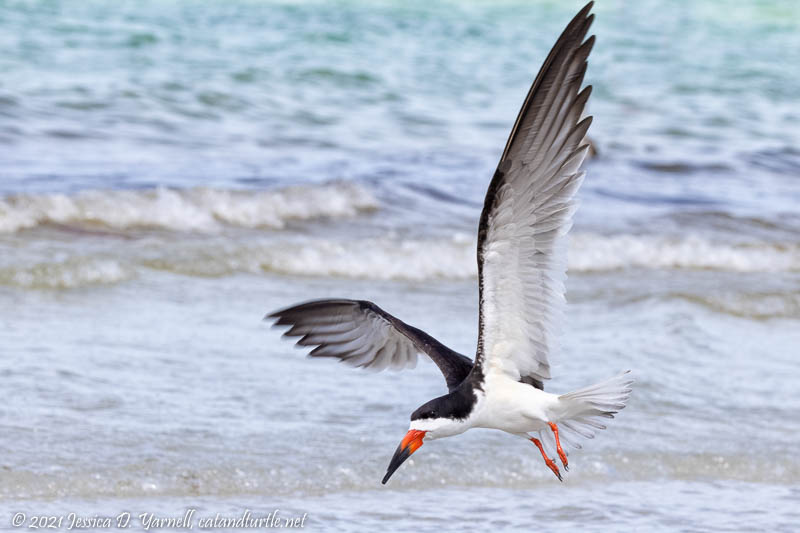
548,422,569,471
530,437,562,481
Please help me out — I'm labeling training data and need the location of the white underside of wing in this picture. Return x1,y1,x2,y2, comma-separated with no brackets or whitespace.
477,6,594,388
480,156,587,384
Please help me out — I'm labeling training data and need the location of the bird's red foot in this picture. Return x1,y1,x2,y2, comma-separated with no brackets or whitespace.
548,422,569,471
530,437,562,482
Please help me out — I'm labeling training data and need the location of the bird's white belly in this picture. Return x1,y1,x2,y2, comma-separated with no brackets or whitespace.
469,372,560,434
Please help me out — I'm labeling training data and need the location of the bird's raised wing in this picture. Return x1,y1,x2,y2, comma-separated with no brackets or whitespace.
475,3,595,386
268,299,473,391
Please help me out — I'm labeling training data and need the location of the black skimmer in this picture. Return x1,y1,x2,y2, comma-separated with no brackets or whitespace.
268,2,633,484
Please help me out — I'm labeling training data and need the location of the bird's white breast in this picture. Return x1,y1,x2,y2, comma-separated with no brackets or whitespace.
470,370,560,434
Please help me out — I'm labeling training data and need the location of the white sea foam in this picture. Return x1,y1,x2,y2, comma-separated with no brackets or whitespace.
2,232,797,290
0,258,133,289
247,233,798,279
569,233,800,273
145,234,479,281
0,182,378,233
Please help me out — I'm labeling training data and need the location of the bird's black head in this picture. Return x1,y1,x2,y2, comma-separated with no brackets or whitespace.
382,391,474,485
410,398,443,421
412,388,474,422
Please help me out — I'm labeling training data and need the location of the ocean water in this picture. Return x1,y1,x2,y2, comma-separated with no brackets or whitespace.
1,0,799,531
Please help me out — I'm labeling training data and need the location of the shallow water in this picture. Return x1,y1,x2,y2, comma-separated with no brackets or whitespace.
1,0,799,531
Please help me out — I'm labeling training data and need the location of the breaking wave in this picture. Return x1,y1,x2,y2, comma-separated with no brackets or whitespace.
569,233,800,273
0,235,477,289
0,258,133,289
0,182,378,234
1,232,798,290
143,233,800,278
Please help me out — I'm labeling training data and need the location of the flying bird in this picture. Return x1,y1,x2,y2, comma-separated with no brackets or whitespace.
268,2,632,484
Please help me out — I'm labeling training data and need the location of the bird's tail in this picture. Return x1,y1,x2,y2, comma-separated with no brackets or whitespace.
551,370,634,449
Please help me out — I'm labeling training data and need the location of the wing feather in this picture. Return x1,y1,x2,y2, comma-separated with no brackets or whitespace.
475,3,595,386
268,299,472,391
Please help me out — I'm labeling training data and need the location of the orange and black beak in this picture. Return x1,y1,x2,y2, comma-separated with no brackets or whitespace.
381,429,426,484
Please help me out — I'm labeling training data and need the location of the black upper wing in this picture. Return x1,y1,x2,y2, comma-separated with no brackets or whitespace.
267,299,473,391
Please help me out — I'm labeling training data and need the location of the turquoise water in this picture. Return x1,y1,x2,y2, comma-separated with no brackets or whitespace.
1,1,799,531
